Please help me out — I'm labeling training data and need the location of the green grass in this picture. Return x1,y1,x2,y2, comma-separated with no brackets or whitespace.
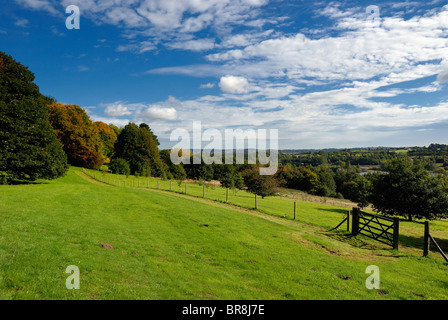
0,167,447,300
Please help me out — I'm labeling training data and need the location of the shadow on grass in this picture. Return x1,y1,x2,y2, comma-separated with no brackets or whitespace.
323,230,393,252
6,180,50,185
325,225,448,257
316,207,349,215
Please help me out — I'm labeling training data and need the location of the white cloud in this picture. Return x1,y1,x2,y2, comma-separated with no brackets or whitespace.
58,0,272,35
15,0,60,15
104,103,132,117
167,38,215,51
438,69,448,82
205,5,448,85
90,116,131,128
141,106,178,121
200,83,215,89
437,61,448,82
14,18,29,27
15,0,448,148
77,65,89,72
219,75,251,94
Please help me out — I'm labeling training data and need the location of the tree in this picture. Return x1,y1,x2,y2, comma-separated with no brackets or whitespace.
334,165,362,197
215,164,244,189
109,158,130,175
113,122,165,177
139,123,165,177
113,122,141,174
184,155,214,181
370,157,448,221
0,52,68,183
343,174,373,209
48,103,104,168
311,165,336,197
108,123,121,137
242,165,278,199
290,167,319,192
93,121,117,160
160,149,187,180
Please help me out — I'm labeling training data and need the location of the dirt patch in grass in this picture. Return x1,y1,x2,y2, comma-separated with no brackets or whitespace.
101,243,114,249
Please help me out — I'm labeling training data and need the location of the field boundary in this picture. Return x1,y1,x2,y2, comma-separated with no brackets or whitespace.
80,168,341,232
351,207,399,250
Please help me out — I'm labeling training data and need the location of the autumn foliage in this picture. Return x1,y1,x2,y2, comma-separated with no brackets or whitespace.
94,121,117,160
48,103,104,168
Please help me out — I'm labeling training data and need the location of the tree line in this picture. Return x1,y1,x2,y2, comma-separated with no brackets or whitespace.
2,51,448,221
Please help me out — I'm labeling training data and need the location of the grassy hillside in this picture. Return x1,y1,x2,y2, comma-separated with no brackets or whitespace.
0,167,447,300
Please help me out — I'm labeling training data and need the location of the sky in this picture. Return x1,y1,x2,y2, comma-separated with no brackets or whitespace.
1,0,448,150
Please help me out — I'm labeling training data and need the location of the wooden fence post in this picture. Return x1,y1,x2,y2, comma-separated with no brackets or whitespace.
255,194,258,209
185,182,187,194
351,207,359,236
157,180,160,189
423,221,430,257
294,201,296,220
393,217,399,250
347,210,350,232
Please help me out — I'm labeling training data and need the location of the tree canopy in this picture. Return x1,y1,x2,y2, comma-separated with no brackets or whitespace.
94,121,118,159
48,102,104,168
0,52,68,183
113,122,165,177
242,165,278,199
369,157,448,221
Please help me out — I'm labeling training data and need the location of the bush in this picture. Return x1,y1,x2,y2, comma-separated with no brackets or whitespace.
0,171,9,185
109,158,130,175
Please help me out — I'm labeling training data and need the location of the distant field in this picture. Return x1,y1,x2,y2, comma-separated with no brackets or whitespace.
0,167,447,300
393,149,410,154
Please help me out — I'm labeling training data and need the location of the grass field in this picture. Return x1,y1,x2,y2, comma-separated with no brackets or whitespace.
0,167,447,300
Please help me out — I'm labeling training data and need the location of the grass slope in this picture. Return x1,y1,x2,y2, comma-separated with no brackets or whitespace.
0,167,447,300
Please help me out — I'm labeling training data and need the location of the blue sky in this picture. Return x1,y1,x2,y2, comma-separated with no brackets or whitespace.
2,0,448,149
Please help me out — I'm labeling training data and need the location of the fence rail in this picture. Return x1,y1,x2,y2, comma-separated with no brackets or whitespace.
423,221,448,263
351,207,399,250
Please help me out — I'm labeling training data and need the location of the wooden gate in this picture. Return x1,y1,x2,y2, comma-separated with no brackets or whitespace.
351,207,399,250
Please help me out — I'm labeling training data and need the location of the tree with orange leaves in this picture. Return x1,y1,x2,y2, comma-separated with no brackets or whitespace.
93,121,117,160
48,102,104,168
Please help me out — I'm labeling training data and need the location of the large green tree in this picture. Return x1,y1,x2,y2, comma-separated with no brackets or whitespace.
370,157,448,221
0,52,68,183
242,165,278,199
113,123,165,177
